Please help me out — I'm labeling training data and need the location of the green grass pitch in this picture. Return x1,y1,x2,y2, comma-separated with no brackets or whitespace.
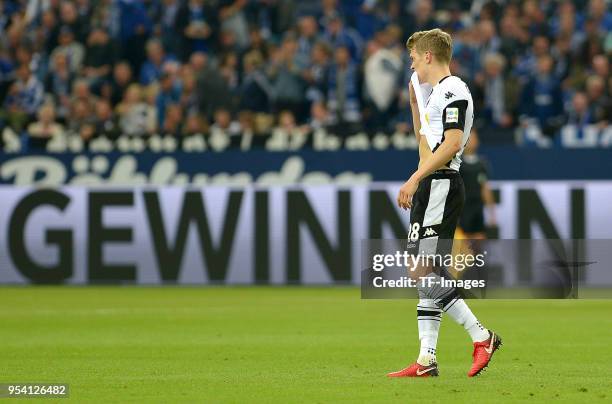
1,287,611,403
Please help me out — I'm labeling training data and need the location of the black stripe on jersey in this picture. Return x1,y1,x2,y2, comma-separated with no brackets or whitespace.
442,99,468,131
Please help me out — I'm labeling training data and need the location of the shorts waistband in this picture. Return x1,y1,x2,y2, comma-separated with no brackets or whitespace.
431,169,459,175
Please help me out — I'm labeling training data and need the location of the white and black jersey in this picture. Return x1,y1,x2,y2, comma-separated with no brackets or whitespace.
406,74,474,257
414,74,474,171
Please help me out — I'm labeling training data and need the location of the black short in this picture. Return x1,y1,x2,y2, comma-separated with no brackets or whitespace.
460,204,485,234
406,169,465,257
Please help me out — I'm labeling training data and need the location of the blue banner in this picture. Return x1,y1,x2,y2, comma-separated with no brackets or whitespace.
1,147,611,185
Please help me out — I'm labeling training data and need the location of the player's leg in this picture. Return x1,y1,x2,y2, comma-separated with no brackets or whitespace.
425,172,501,376
388,176,441,377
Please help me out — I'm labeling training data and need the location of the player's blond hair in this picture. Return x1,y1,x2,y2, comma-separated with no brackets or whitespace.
406,28,453,65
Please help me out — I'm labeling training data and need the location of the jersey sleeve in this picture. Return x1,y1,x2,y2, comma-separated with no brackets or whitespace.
442,99,468,131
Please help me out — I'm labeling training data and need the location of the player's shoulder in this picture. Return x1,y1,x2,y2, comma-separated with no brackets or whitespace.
438,76,471,100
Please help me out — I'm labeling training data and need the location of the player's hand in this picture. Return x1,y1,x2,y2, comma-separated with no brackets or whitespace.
397,176,419,210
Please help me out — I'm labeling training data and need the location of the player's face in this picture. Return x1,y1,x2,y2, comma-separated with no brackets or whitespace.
410,49,429,81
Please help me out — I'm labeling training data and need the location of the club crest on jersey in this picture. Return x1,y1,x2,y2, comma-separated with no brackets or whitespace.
446,108,459,123
444,91,454,99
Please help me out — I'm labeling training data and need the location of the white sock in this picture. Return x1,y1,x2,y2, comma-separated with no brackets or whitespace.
416,299,441,365
443,298,489,342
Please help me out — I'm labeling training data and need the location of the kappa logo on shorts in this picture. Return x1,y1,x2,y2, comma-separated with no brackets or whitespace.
445,107,459,123
423,227,437,237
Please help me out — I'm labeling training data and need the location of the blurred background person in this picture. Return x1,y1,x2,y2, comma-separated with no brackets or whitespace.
26,102,65,149
459,129,496,240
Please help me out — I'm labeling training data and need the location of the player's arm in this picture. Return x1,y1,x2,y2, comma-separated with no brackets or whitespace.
398,100,467,210
412,129,461,180
409,82,421,143
398,128,461,209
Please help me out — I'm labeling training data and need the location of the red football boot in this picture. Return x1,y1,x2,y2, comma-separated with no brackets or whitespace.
468,330,502,377
387,362,439,377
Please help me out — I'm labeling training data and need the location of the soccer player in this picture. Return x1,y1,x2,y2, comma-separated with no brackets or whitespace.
389,29,501,378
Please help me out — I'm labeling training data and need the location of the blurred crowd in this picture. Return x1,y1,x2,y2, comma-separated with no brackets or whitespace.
0,0,610,149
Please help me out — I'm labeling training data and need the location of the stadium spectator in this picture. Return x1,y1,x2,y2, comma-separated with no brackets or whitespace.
49,25,85,73
363,39,402,133
37,10,61,54
269,33,307,122
578,18,606,67
114,0,153,74
71,78,97,116
515,35,551,80
522,0,548,36
0,45,14,101
155,0,182,53
308,100,334,131
210,107,240,136
303,41,331,104
2,63,44,132
179,66,199,116
277,109,302,134
498,5,530,66
117,84,157,136
218,0,249,51
585,75,610,125
140,39,175,85
588,0,612,34
196,57,233,119
441,3,466,34
219,51,240,94
156,70,181,128
92,98,120,138
551,34,572,83
296,15,321,70
567,91,596,127
184,111,208,136
26,102,65,148
188,51,207,74
475,53,515,128
319,0,340,29
161,103,184,136
409,0,438,34
327,45,360,127
103,61,133,106
239,50,273,115
452,29,480,81
550,1,585,52
474,20,501,66
591,54,610,81
45,52,74,121
243,26,270,60
83,26,116,88
67,97,95,139
519,55,565,137
0,0,607,148
58,0,88,43
322,12,363,61
175,0,214,61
